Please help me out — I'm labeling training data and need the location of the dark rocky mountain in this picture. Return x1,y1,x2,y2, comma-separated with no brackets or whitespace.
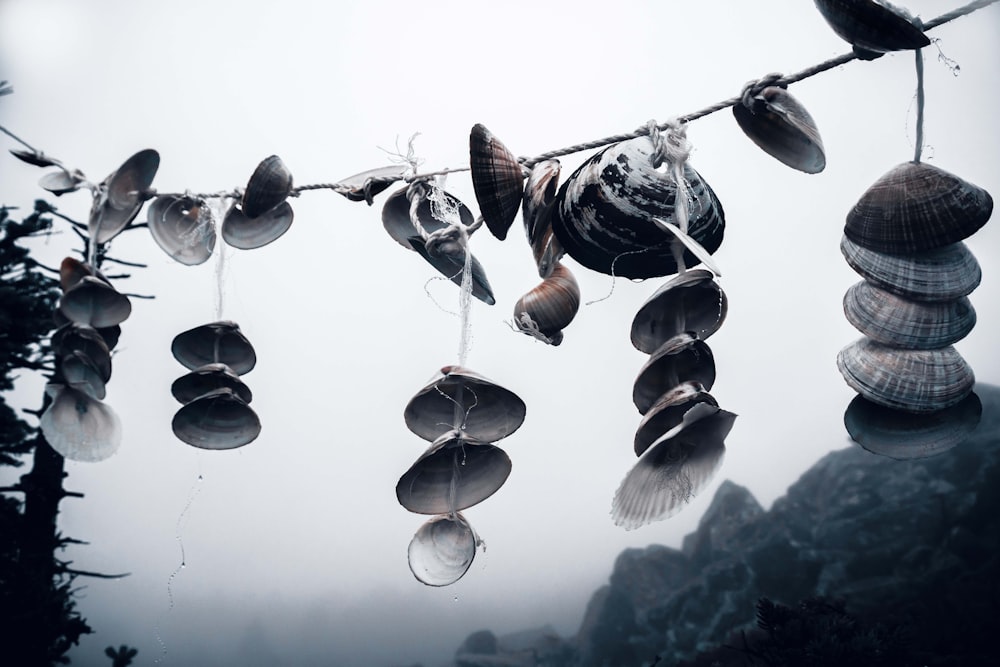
452,383,1000,667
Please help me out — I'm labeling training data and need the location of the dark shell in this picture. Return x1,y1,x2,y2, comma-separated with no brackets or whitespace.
407,513,477,587
89,149,160,245
513,263,580,346
813,0,930,53
171,387,261,450
733,86,825,174
170,321,256,375
633,381,719,457
171,363,252,405
404,366,526,443
147,195,216,265
10,149,61,168
407,234,496,306
40,384,121,462
522,159,564,279
59,257,109,292
843,280,976,349
470,124,524,241
221,201,294,250
39,170,84,195
396,431,512,515
242,155,293,218
58,276,132,328
551,137,725,279
844,161,993,254
334,165,407,203
633,333,716,415
51,323,112,381
381,184,475,249
630,269,727,354
59,351,107,400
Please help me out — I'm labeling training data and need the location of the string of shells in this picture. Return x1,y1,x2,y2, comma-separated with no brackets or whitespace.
396,365,525,586
837,160,992,458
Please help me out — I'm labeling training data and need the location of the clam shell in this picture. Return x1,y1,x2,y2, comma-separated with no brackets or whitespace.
221,201,294,250
813,0,930,53
51,323,112,381
630,269,727,354
381,185,475,249
407,513,477,587
633,381,718,457
522,159,564,279
407,234,496,306
39,170,84,195
242,155,293,219
551,137,725,279
840,236,981,302
59,351,108,400
89,149,160,245
147,195,216,266
171,363,252,405
58,276,132,328
10,149,61,168
170,321,256,375
59,257,110,291
404,366,526,443
844,161,993,254
633,333,716,415
171,387,261,449
733,86,825,174
334,165,407,203
513,263,580,346
396,430,512,515
470,124,524,241
844,280,976,349
836,337,975,412
844,391,982,460
40,384,122,462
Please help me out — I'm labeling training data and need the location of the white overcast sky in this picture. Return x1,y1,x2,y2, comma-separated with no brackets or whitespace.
2,1,999,665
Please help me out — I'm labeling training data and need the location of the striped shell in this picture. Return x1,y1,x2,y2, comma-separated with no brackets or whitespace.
630,269,727,354
813,0,930,54
171,387,261,449
242,155,293,219
147,195,216,266
633,333,716,415
89,149,159,245
522,159,564,279
170,321,256,375
171,363,253,405
550,137,725,279
58,276,132,328
843,280,976,349
633,381,719,457
513,262,580,346
470,124,524,241
408,513,477,587
40,383,122,462
733,86,825,174
221,201,294,250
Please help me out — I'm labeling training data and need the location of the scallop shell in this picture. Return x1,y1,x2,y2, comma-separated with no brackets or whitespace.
59,351,108,400
171,387,261,449
844,161,993,254
171,363,253,405
407,513,477,587
843,280,976,349
51,323,112,381
733,86,825,174
58,276,132,328
334,165,407,203
170,321,256,375
470,124,524,241
551,137,725,279
242,155,293,219
40,383,122,462
840,236,981,302
147,195,216,266
404,366,526,443
381,184,475,249
522,159,564,279
221,201,294,250
836,337,975,412
844,391,982,460
630,269,728,354
633,381,719,457
89,149,160,245
513,262,580,346
633,333,716,415
395,430,512,515
813,0,930,54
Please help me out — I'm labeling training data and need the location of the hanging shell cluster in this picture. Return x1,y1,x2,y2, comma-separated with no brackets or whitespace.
837,161,992,458
396,366,525,586
169,321,260,449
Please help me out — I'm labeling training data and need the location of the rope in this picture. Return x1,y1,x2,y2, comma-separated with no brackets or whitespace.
914,42,926,163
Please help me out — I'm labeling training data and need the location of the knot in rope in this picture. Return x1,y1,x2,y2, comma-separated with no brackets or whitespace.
740,72,785,109
645,118,690,169
511,312,559,346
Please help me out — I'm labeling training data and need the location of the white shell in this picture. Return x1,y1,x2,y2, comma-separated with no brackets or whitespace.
407,513,477,587
40,384,122,462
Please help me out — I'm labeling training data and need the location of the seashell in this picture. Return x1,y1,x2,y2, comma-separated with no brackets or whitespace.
147,195,216,265
513,262,580,346
407,234,496,306
630,269,727,354
89,149,160,245
844,390,982,460
171,387,261,449
51,323,112,381
242,155,293,219
58,276,132,328
470,124,524,241
840,236,981,302
733,86,825,174
837,337,975,412
59,351,108,400
171,363,253,405
404,366,526,443
843,280,975,349
39,170,85,195
407,513,477,587
381,184,476,250
10,149,61,168
522,159,564,279
171,321,256,375
612,403,735,530
59,257,110,292
633,381,719,456
551,136,725,279
844,161,993,254
221,201,294,250
334,164,407,203
813,0,930,54
633,333,716,415
395,430,512,515
40,383,122,462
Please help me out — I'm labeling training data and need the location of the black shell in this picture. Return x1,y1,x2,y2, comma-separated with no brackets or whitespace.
171,387,261,450
813,0,930,53
221,201,294,250
242,155,293,219
633,333,716,415
170,321,256,375
630,269,727,354
171,363,253,405
733,86,825,174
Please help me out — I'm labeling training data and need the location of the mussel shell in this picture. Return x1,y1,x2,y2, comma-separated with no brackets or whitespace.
470,124,524,241
396,431,512,515
513,263,580,344
844,161,993,254
51,323,112,380
170,321,256,375
840,236,981,302
407,235,496,306
221,201,294,250
633,381,719,457
813,0,930,53
837,337,975,413
522,159,564,279
733,86,825,174
90,149,160,245
407,513,477,587
59,351,108,400
550,136,725,279
630,269,727,354
844,391,982,460
147,195,216,266
40,384,122,462
381,185,475,249
843,280,976,349
242,155,293,219
39,170,84,195
171,363,252,405
171,387,260,449
58,276,132,328
334,165,407,202
633,333,716,415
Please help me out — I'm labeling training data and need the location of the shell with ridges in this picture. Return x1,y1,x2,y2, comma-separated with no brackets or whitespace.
221,201,294,250
630,269,727,354
147,195,216,266
171,363,252,405
843,280,976,349
58,276,132,328
171,387,261,449
170,321,256,375
633,333,716,415
522,159,564,279
90,149,160,245
242,155,293,219
51,323,112,381
470,124,524,241
59,351,108,400
513,263,580,346
813,0,930,53
40,384,122,462
407,513,477,587
633,381,719,457
733,86,825,174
